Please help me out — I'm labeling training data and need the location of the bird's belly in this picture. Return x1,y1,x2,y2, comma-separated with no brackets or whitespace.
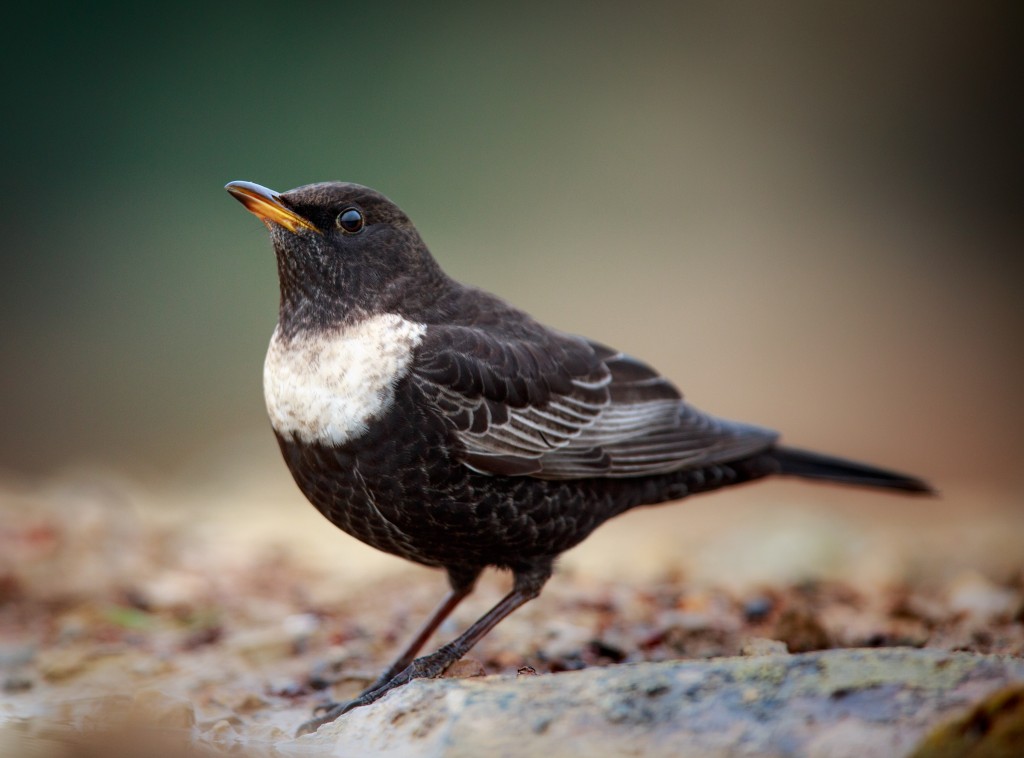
274,431,444,567
274,424,630,571
271,373,483,568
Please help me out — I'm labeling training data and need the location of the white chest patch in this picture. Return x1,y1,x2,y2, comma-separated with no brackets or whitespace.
263,313,427,446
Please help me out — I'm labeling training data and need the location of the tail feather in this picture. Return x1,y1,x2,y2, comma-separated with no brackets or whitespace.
771,446,934,494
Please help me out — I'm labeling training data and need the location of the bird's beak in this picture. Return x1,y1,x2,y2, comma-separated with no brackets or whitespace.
225,181,320,234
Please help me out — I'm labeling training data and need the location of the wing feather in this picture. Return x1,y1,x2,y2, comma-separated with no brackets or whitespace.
412,322,777,479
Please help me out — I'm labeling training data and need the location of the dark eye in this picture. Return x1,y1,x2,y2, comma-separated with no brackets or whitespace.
336,208,364,234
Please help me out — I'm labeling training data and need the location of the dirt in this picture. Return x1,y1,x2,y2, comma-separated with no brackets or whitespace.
0,468,1021,755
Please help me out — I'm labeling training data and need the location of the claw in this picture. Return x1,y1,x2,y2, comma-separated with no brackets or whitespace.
295,699,362,737
295,711,331,737
311,701,336,717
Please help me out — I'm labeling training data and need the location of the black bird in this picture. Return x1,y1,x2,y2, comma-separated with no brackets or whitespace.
225,180,932,735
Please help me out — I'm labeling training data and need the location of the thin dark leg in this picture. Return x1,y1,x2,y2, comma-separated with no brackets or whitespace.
296,564,551,736
318,569,479,708
301,568,479,728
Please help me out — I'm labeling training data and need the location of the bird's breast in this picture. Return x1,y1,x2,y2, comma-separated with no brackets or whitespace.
263,313,427,447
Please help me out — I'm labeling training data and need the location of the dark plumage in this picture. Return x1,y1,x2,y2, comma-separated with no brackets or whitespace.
225,180,932,735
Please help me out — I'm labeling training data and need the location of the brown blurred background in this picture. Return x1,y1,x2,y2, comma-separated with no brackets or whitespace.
1,4,1020,544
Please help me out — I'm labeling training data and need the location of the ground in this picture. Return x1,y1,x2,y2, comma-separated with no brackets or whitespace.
1,463,1022,755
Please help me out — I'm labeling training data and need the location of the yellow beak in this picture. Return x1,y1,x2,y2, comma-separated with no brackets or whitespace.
225,181,319,234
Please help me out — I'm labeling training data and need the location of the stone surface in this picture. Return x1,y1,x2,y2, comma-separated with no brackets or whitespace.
289,648,1024,757
909,683,1024,758
3,476,1022,757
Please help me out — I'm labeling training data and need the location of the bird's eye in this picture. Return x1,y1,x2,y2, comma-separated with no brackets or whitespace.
336,208,365,234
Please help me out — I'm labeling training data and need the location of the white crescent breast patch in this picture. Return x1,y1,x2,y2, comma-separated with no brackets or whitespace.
263,313,427,446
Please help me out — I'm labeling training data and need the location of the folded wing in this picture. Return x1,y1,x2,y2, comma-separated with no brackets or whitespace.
412,323,777,479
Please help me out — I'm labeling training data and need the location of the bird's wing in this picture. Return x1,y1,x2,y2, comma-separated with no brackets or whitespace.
411,324,778,479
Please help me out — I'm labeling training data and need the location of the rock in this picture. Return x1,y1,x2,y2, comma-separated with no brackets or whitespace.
441,659,486,679
206,718,238,741
908,683,1024,758
772,607,831,653
225,626,296,665
948,571,1019,621
36,647,93,681
2,675,33,693
297,649,1024,757
739,637,788,656
226,692,271,714
282,612,321,640
129,689,196,730
742,595,775,623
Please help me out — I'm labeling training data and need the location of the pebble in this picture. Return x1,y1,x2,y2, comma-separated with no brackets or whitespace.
743,596,775,623
206,718,238,740
773,609,831,653
129,688,196,729
740,637,789,656
36,647,91,681
227,692,270,714
227,615,324,664
442,659,486,679
2,675,33,693
226,628,295,664
948,571,1018,620
0,643,35,668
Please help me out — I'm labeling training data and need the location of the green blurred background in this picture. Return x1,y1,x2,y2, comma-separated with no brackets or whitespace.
2,2,1020,503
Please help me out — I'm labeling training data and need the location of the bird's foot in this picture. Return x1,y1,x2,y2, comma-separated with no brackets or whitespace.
295,648,459,737
295,698,363,737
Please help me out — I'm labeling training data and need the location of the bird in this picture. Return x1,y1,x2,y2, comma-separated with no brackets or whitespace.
225,179,932,735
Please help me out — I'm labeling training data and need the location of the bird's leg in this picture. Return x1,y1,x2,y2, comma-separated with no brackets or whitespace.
302,568,480,724
296,564,551,736
313,568,479,712
358,583,474,692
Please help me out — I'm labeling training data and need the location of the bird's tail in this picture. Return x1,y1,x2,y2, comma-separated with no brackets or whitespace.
770,446,934,494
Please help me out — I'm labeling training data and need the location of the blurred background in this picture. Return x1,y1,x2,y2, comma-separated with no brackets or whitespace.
1,3,1021,581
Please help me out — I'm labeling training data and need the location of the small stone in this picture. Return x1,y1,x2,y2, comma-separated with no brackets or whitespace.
442,659,486,679
740,637,789,656
55,613,89,642
130,688,196,730
57,693,132,730
587,639,627,663
229,692,270,714
743,596,775,623
207,718,238,740
283,613,321,639
130,656,174,677
139,571,208,610
36,647,90,681
226,627,294,664
2,675,33,693
181,624,223,650
773,609,830,653
268,678,308,697
0,643,35,668
948,572,1018,620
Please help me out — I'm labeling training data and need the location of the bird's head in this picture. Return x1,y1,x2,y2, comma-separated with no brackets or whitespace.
226,180,448,333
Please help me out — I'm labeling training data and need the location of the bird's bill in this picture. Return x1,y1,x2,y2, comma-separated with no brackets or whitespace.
225,181,319,234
